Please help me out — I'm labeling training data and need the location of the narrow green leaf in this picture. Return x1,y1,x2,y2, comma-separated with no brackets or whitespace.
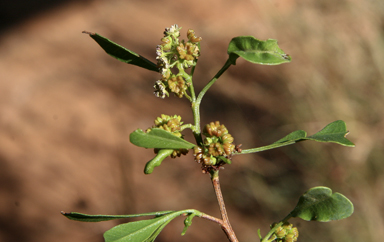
306,120,355,147
103,210,202,242
61,210,174,222
144,149,174,174
82,31,158,72
129,128,195,149
218,156,232,164
227,36,291,65
289,186,354,222
257,229,262,240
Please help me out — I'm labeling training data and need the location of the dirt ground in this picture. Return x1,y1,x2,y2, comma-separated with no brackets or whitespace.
1,0,384,242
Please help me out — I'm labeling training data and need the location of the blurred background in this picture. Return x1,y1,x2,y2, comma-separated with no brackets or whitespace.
1,0,383,241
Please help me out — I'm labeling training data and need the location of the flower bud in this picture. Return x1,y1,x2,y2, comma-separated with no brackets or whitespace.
187,29,202,43
275,226,286,238
168,76,187,98
160,36,172,50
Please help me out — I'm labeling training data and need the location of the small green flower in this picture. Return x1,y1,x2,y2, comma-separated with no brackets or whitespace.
153,24,201,99
193,147,218,166
270,222,299,242
203,121,229,137
168,76,188,98
177,42,199,61
194,121,236,169
153,114,183,134
160,37,172,51
149,114,189,158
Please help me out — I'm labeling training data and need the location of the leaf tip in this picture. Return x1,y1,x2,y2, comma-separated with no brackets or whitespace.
282,54,292,62
82,30,95,35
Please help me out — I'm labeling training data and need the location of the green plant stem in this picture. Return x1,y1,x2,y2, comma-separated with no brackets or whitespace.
191,101,203,145
180,123,196,132
189,49,198,102
189,82,196,102
236,141,296,155
210,170,239,242
196,58,232,104
191,58,232,145
260,214,292,242
261,221,283,242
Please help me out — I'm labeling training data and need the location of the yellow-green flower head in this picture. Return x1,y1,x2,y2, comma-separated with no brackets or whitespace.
154,114,183,134
194,121,236,168
204,121,228,137
270,222,299,242
193,146,217,166
176,42,200,68
152,114,188,158
160,37,172,51
177,42,198,61
154,25,201,99
168,76,188,98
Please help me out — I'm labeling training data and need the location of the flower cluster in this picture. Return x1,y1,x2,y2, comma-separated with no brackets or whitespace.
152,114,183,137
154,24,202,99
270,222,299,242
194,121,236,168
148,114,188,158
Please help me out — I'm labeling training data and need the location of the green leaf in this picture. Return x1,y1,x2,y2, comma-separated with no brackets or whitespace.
239,120,354,154
82,31,158,72
103,210,202,242
218,156,232,165
227,36,291,65
104,216,172,242
274,130,307,144
129,128,195,149
289,186,354,222
181,213,196,236
144,149,174,174
61,210,174,222
306,120,355,147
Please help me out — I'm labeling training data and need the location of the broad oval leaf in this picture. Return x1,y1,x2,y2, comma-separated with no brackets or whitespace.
83,31,158,72
129,128,195,149
144,149,174,174
289,186,354,222
227,36,291,65
306,120,355,147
